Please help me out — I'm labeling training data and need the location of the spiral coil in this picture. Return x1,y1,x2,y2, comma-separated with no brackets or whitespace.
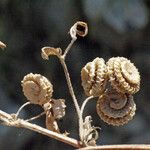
106,57,140,94
96,89,136,126
21,73,53,105
81,57,107,97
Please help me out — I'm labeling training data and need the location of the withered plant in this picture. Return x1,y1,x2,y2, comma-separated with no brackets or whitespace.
0,21,145,149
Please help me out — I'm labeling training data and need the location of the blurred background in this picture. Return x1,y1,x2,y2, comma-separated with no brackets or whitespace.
0,0,150,149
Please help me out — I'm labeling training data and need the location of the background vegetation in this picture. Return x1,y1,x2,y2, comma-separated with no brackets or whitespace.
0,0,150,149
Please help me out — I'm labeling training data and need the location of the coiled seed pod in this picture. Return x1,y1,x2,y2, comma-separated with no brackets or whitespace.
81,57,107,97
107,57,140,94
21,73,53,105
96,89,136,126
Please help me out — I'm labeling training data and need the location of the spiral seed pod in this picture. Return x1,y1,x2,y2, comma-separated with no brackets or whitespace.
81,57,107,97
96,89,136,126
21,73,53,105
107,57,140,94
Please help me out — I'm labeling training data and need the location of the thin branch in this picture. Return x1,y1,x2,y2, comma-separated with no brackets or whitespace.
79,144,150,150
25,111,46,122
0,110,82,148
59,56,84,141
15,102,31,119
63,38,77,59
81,96,94,118
59,57,81,119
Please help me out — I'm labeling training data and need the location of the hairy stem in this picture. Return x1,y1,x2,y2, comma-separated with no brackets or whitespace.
0,110,82,148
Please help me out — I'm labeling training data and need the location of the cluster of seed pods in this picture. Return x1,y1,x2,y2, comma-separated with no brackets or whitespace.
81,57,140,126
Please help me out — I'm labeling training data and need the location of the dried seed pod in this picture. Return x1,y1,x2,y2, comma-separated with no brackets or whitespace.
81,57,107,97
70,21,88,39
41,47,62,60
96,89,136,126
0,41,6,49
107,57,140,94
21,73,53,105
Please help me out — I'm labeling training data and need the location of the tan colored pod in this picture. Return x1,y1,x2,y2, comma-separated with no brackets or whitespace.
81,57,107,97
21,73,53,105
96,89,136,126
107,57,140,94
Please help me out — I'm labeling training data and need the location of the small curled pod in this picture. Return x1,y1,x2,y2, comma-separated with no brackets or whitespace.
81,57,107,97
70,21,88,39
96,89,136,126
21,73,53,105
107,57,140,94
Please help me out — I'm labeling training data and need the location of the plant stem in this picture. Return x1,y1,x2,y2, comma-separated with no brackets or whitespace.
0,110,82,148
25,111,46,122
59,57,81,118
15,102,31,119
59,55,85,141
79,144,150,150
63,38,76,59
81,96,94,118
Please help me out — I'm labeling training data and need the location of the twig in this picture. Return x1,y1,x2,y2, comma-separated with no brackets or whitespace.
59,56,81,119
79,144,150,150
15,102,31,119
25,111,46,122
81,96,94,118
59,56,83,141
0,110,82,148
63,38,77,59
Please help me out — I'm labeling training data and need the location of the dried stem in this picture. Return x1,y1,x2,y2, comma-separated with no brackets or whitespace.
0,110,82,148
15,102,31,119
59,56,81,118
25,111,46,122
63,38,77,59
81,96,94,117
59,37,85,141
79,144,150,150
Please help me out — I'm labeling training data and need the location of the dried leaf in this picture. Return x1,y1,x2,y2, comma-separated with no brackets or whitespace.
46,111,60,133
52,99,66,120
41,47,62,60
